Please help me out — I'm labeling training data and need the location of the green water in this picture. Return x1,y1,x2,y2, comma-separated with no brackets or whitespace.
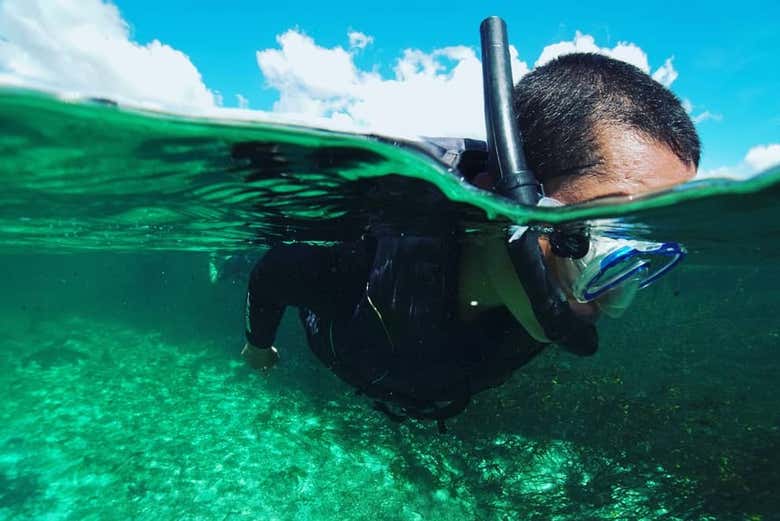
1,89,779,520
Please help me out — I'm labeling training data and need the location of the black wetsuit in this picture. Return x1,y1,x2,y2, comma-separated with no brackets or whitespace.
244,139,547,422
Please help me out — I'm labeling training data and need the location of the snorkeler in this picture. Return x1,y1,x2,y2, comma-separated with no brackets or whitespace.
241,18,700,427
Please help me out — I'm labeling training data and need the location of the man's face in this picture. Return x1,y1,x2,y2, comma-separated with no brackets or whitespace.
542,126,697,321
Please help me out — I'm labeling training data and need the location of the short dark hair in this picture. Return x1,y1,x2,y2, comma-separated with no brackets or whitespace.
512,53,700,184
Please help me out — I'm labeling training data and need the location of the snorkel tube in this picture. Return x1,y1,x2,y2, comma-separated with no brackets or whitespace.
479,17,597,355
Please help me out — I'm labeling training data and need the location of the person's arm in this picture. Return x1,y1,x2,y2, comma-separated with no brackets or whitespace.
242,243,353,369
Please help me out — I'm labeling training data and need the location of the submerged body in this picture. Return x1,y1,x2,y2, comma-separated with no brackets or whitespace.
245,234,545,420
244,139,550,419
242,52,699,423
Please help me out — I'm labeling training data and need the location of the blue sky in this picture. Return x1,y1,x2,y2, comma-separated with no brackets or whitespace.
1,0,778,175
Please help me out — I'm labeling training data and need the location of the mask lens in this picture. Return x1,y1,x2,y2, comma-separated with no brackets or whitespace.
572,242,686,302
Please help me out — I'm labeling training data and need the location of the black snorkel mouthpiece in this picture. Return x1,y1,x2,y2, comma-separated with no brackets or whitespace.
479,16,597,355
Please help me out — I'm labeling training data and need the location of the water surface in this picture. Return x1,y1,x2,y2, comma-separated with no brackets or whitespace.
1,89,778,520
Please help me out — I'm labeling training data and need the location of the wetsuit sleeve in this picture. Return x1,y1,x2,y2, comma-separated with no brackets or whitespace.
245,243,366,349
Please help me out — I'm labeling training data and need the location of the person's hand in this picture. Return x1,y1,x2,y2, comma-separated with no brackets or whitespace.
241,343,279,372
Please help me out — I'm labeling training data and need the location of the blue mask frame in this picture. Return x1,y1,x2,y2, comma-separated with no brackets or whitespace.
578,242,686,302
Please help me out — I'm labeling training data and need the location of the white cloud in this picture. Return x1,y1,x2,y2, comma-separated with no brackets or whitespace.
697,143,780,180
535,32,648,72
681,99,722,126
696,165,751,180
534,31,677,87
348,30,373,50
692,110,723,124
745,144,780,172
509,45,531,82
236,93,249,109
256,30,491,137
651,58,678,87
0,0,216,112
257,30,363,106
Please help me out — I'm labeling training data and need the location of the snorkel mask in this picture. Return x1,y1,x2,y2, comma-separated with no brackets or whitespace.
517,198,687,318
561,234,686,316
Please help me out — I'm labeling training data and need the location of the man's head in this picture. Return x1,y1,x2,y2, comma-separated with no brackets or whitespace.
513,53,699,203
511,53,700,321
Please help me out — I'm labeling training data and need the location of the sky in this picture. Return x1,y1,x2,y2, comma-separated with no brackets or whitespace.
0,0,778,178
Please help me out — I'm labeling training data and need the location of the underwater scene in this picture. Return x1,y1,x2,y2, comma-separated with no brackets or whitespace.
1,89,779,521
